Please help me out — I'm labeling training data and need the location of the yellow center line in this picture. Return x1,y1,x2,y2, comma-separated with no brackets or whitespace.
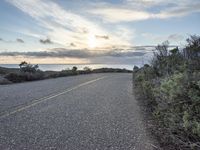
0,76,108,119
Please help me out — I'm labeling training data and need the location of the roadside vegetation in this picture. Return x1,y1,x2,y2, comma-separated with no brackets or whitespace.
0,63,131,84
4,61,45,83
133,35,200,149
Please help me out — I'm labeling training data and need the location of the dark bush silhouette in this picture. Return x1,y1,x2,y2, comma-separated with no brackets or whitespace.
19,61,39,73
2,63,132,84
72,66,77,72
4,62,44,82
5,72,44,82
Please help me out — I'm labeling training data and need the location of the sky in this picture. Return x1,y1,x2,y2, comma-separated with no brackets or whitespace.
0,0,200,65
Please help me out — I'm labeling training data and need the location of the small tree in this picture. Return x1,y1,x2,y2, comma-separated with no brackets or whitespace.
184,35,200,70
133,66,139,72
19,61,28,69
151,41,170,76
170,47,179,55
19,61,39,73
72,66,77,72
185,35,200,59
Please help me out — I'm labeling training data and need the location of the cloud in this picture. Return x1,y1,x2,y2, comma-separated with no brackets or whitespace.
0,38,25,43
70,43,76,47
95,35,109,40
168,34,184,41
124,0,178,8
16,38,24,43
89,8,153,23
39,38,53,44
6,0,131,48
88,0,200,23
141,32,186,44
125,0,200,10
0,47,148,59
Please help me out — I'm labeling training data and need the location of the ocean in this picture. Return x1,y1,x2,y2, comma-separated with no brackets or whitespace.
0,64,135,71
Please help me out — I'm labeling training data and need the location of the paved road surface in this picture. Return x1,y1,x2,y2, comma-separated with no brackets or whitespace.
0,73,157,150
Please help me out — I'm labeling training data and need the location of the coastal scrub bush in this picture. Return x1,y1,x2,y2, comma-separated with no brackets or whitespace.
5,62,44,82
5,71,44,82
133,35,200,149
154,71,200,145
133,66,139,72
19,61,39,73
72,66,78,73
83,67,92,73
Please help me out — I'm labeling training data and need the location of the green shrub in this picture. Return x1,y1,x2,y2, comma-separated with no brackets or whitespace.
5,72,44,82
133,35,200,149
159,72,184,101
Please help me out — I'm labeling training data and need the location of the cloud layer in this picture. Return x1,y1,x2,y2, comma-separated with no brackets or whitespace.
39,38,53,44
6,0,131,48
89,0,200,23
0,38,25,43
16,38,24,43
1,0,199,64
6,0,197,49
0,47,148,59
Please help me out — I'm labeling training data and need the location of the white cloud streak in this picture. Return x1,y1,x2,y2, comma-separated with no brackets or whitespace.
89,0,200,23
6,0,131,48
89,8,153,23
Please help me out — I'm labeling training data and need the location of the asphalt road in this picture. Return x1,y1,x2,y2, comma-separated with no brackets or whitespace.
0,73,158,150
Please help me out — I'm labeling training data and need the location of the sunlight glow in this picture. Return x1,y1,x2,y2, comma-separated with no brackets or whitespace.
88,34,97,49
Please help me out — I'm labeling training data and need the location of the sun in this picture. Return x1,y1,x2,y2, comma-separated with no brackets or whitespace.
88,34,97,49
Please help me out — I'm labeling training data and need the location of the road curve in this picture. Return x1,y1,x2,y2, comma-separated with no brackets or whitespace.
0,73,157,150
